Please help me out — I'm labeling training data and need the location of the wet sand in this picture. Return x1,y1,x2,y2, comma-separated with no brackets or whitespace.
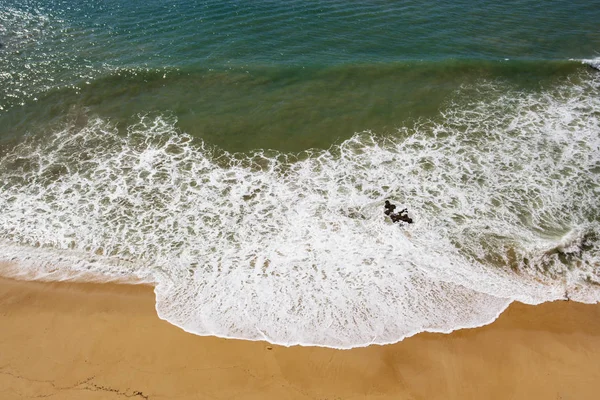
1,277,599,400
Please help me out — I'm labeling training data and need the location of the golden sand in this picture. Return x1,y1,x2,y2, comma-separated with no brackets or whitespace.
1,277,599,399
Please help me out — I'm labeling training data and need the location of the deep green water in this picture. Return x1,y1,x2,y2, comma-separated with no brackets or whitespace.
1,0,599,150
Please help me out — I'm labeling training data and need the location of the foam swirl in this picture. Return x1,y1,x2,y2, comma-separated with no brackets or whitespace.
1,74,599,347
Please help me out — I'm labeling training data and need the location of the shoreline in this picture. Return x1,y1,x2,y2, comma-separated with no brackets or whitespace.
1,277,600,399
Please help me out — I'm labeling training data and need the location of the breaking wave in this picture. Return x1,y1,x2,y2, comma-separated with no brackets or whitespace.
583,57,600,71
1,72,599,348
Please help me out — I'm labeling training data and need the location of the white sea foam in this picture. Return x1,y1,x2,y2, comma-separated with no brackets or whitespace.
582,57,600,71
1,73,599,348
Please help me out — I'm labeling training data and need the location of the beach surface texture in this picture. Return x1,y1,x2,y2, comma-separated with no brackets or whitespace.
1,277,600,400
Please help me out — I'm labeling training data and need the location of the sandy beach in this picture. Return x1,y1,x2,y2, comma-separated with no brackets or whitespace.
1,277,599,400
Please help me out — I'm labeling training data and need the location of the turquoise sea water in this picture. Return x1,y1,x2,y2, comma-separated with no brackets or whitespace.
1,0,599,347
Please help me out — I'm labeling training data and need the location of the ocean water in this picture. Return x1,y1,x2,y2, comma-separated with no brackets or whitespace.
1,0,599,348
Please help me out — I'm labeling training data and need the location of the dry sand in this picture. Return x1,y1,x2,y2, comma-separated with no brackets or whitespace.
1,277,599,400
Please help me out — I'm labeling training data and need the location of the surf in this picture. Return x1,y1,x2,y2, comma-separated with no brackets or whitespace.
1,70,599,348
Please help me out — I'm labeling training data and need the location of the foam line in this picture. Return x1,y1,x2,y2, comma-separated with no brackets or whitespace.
1,72,599,347
581,57,600,71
